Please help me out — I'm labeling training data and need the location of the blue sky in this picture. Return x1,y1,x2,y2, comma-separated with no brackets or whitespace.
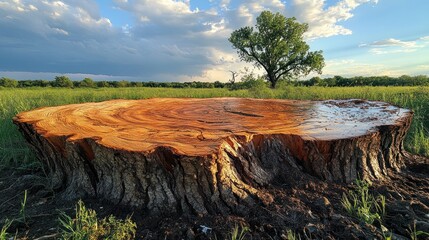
0,0,428,82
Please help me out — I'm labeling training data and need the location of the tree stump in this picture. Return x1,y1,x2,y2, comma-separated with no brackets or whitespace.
13,98,412,214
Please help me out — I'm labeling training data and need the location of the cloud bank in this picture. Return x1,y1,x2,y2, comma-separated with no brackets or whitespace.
0,0,378,81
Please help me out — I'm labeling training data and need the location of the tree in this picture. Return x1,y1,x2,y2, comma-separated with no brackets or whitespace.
116,80,130,88
0,77,18,87
229,11,325,88
308,76,322,86
53,76,73,88
228,70,238,85
97,81,110,88
79,77,96,88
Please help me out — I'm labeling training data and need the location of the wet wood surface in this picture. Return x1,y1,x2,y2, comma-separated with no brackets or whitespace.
14,98,410,155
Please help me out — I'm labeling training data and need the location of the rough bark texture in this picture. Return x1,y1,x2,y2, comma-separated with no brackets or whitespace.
13,98,413,215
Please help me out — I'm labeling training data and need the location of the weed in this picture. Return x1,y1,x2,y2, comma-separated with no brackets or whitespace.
19,190,27,225
376,195,386,221
407,220,429,240
229,224,249,240
0,219,13,240
381,231,392,240
286,229,301,240
58,200,136,240
380,223,392,240
341,178,386,224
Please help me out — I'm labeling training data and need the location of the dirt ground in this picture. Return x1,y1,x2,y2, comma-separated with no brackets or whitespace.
1,153,428,240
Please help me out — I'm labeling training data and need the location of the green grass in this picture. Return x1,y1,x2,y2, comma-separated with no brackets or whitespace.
341,178,386,224
0,219,13,240
286,229,301,240
58,200,136,240
0,86,428,168
229,224,249,240
18,190,28,226
407,220,429,240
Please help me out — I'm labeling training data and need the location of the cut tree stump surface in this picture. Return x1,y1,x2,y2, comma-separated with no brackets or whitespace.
13,98,413,214
14,98,410,155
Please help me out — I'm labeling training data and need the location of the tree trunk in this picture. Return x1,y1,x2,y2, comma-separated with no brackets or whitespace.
267,73,277,88
13,98,413,215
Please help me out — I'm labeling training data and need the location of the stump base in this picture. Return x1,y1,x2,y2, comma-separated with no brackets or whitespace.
13,98,413,214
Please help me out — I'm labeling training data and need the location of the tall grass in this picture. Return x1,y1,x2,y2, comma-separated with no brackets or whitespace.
0,219,13,240
341,178,386,224
229,224,249,240
59,200,136,240
0,86,428,168
407,220,429,240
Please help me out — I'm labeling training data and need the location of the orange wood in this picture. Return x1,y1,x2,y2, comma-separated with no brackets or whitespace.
14,98,411,156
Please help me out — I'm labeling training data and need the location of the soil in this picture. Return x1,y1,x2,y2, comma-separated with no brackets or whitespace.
1,152,428,240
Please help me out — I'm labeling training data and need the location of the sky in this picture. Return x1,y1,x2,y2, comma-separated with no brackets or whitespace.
0,0,428,82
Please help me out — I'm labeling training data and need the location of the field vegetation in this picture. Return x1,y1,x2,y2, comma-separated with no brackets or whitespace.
0,85,428,169
1,74,429,89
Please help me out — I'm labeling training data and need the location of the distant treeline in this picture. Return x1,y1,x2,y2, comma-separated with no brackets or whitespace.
301,75,429,87
1,75,428,89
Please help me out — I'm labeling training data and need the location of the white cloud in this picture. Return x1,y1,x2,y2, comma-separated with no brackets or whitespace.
213,0,378,40
361,38,417,48
368,48,415,55
52,27,69,35
420,36,429,41
28,4,38,11
0,0,114,39
177,58,262,82
320,59,406,77
0,0,40,12
115,0,198,24
75,7,111,27
220,0,230,10
416,65,429,70
202,18,226,36
289,0,378,39
361,37,427,55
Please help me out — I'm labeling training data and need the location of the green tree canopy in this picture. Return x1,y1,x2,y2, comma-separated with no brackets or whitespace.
53,76,73,88
97,81,110,88
0,77,18,88
79,77,96,88
229,11,325,88
116,80,130,88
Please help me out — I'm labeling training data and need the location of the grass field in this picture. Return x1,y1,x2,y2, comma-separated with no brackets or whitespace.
0,86,428,168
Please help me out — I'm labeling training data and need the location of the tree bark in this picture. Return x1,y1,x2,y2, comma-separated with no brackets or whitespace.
267,72,277,88
13,98,413,215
